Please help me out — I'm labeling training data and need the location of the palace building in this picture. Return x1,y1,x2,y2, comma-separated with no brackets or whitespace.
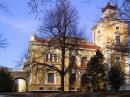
25,35,99,91
21,2,130,91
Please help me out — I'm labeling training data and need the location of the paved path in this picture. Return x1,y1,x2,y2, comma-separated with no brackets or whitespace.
0,95,14,97
0,93,31,97
0,95,30,97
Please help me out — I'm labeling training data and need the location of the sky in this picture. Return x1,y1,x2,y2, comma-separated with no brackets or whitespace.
0,0,107,69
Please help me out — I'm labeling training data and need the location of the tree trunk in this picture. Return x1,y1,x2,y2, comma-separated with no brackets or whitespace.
61,73,64,92
61,46,65,92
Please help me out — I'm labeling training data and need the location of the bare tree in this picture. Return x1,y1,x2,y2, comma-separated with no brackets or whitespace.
28,0,55,19
25,0,85,92
0,33,7,48
0,1,8,48
0,2,7,11
27,0,130,18
109,0,130,19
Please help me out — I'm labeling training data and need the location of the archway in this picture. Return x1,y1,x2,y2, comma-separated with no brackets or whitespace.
81,57,87,68
13,77,27,92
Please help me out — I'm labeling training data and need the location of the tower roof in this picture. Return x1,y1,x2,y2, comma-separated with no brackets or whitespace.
102,2,117,13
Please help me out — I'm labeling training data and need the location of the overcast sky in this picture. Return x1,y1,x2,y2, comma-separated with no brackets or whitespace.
0,0,107,69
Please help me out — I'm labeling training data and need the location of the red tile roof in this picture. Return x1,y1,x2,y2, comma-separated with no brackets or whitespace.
33,37,49,43
80,41,100,49
31,36,100,50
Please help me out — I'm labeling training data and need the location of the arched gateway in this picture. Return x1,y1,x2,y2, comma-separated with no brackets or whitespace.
11,70,29,92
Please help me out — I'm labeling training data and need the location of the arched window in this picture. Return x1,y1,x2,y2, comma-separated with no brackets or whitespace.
81,57,87,68
70,56,77,66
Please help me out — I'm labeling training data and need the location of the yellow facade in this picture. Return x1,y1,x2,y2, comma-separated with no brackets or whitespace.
25,2,130,91
26,35,99,91
92,3,130,87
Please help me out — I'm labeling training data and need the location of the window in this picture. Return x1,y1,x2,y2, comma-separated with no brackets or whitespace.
54,54,58,62
115,36,120,46
81,57,87,68
98,30,100,34
39,87,44,90
58,87,61,90
48,73,54,83
115,56,120,64
45,53,50,62
116,27,119,30
70,56,76,66
45,53,59,62
48,87,54,90
50,54,53,62
51,54,59,62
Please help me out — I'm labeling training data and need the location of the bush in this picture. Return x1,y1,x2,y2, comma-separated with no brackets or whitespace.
0,67,14,92
108,67,125,92
121,94,130,97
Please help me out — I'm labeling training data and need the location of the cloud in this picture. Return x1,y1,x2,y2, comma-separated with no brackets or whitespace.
0,15,39,33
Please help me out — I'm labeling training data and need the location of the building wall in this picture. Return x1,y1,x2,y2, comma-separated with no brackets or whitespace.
27,38,97,91
93,19,128,50
92,15,130,85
